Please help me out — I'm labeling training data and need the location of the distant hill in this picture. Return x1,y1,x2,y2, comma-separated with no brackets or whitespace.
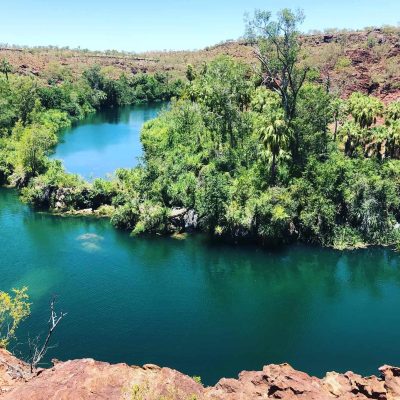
1,27,399,101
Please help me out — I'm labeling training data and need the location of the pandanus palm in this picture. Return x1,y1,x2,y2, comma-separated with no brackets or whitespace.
339,121,360,157
387,120,400,158
386,101,400,122
0,58,12,81
369,126,388,159
348,93,383,129
258,112,292,184
385,101,400,158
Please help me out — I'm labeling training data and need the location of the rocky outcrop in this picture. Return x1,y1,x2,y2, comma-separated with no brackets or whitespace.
0,349,31,396
302,29,400,102
2,349,400,399
169,207,199,232
0,351,203,400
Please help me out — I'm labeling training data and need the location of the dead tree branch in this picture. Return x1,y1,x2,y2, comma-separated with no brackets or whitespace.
29,296,67,373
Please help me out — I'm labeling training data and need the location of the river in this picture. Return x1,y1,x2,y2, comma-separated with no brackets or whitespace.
2,104,400,384
51,103,165,179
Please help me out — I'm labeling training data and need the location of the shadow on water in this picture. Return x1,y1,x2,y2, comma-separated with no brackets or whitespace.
63,102,167,129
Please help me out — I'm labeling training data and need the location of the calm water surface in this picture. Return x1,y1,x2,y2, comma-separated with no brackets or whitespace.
51,103,165,179
2,105,400,384
2,188,400,384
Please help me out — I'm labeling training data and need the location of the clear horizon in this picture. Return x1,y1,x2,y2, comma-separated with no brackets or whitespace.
1,0,399,52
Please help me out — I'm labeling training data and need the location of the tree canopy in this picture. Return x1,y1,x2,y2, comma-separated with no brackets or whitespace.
1,9,400,250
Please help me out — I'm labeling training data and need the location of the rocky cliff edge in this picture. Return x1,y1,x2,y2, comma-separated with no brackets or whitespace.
1,348,400,399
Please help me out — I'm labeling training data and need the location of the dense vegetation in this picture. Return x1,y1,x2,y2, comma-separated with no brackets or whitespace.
1,9,400,249
0,62,182,183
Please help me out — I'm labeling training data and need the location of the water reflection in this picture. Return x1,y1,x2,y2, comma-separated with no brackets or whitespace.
51,103,166,179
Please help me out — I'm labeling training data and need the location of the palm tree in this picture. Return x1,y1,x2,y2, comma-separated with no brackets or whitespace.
348,93,383,129
258,112,292,184
385,101,400,158
338,121,361,157
0,58,12,81
330,98,347,141
387,120,400,158
385,101,400,122
369,126,387,159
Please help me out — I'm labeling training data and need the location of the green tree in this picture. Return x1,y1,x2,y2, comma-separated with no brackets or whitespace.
190,56,250,148
186,64,196,83
0,77,18,133
386,101,400,122
0,287,30,348
386,120,400,158
384,101,400,158
330,98,347,141
83,64,104,91
339,121,362,157
246,8,308,123
257,111,292,184
12,76,39,125
196,166,229,232
337,93,385,158
348,93,383,129
295,84,332,159
17,125,56,176
0,58,12,81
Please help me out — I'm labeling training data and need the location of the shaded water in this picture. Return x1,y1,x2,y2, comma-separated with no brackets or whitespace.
2,187,400,384
51,103,165,179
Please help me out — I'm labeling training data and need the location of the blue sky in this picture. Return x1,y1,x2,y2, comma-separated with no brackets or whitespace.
1,0,399,52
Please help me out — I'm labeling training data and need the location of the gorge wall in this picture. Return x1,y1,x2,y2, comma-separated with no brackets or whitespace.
1,29,399,102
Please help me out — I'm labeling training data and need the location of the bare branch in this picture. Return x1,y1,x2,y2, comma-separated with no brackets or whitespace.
28,296,67,373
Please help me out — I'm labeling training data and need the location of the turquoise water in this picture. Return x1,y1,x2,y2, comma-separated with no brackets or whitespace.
3,104,400,384
51,103,165,179
2,187,400,384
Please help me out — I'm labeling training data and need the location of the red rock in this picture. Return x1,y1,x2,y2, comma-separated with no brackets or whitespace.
379,365,400,400
2,349,400,399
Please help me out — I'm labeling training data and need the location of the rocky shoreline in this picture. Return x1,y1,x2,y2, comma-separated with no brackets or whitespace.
1,349,399,399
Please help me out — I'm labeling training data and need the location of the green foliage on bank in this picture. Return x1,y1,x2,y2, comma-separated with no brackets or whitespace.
0,287,30,348
0,63,183,187
2,8,400,250
111,65,400,248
